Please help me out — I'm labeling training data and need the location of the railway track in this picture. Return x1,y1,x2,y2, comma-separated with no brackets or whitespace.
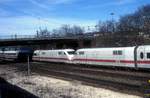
1,61,150,96
31,62,150,81
29,62,150,96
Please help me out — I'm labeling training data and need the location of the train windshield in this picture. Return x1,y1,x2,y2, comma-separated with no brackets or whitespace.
33,53,37,56
67,51,75,55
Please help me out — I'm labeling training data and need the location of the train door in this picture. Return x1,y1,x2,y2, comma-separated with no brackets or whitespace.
40,51,45,61
37,51,40,61
113,50,122,66
137,46,150,68
144,46,150,68
61,51,67,62
78,51,86,64
137,46,145,68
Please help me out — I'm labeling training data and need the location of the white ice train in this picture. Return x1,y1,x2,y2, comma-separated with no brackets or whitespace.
33,49,75,63
33,45,150,69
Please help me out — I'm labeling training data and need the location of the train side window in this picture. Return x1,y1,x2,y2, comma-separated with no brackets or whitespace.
140,52,144,59
113,50,122,55
42,52,45,55
79,51,84,55
67,51,75,55
147,53,150,59
118,51,122,55
113,51,117,55
58,52,62,55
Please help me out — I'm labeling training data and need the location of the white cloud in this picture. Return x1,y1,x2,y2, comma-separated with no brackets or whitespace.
114,0,136,5
28,0,75,9
83,0,136,9
0,16,96,35
28,0,49,9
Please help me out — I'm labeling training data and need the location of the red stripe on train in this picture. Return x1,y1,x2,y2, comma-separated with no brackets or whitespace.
33,57,150,64
74,59,150,64
137,61,150,64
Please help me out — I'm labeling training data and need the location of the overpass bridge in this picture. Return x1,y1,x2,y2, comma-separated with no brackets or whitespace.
0,35,94,49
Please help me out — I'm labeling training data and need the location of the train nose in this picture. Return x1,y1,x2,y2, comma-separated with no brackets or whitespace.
69,55,74,60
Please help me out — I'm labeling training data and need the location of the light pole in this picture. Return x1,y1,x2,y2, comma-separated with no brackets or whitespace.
27,54,30,76
88,26,90,32
110,12,114,20
95,25,98,32
110,12,115,33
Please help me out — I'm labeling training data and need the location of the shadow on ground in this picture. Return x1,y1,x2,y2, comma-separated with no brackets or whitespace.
0,77,39,98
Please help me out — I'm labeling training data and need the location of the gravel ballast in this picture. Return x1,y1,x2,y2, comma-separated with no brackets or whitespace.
0,64,141,98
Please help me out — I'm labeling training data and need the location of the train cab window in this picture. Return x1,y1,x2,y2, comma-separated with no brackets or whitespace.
63,52,66,55
74,52,77,55
58,52,66,55
140,52,144,59
34,53,37,56
79,51,84,55
67,51,75,55
147,53,150,59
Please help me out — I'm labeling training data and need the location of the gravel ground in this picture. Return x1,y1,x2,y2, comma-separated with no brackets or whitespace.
0,64,142,98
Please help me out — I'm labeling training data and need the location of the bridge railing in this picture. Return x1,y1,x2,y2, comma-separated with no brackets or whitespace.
0,35,35,40
0,34,94,41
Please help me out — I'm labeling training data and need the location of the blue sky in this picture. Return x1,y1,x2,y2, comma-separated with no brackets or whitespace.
0,0,149,36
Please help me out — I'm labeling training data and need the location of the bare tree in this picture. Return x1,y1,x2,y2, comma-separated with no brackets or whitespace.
59,24,72,36
36,28,51,38
51,24,84,37
71,25,84,35
117,4,150,36
97,20,117,35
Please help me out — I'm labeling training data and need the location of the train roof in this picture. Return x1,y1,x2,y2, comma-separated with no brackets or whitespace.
34,49,74,52
77,45,150,52
77,46,136,51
